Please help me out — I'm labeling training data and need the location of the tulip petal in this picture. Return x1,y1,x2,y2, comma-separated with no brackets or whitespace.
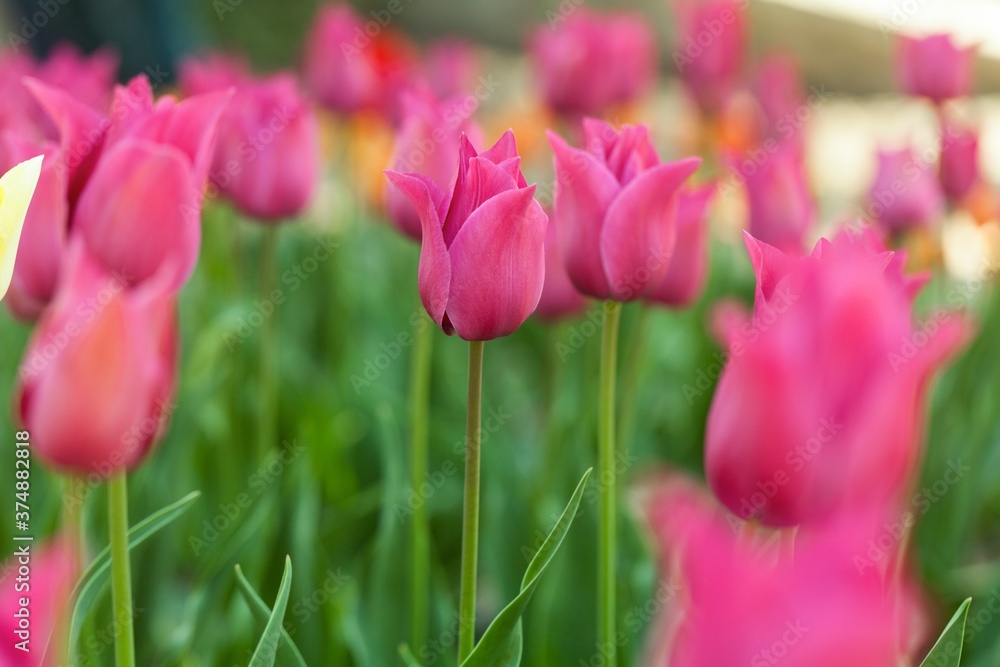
743,231,796,311
384,170,451,328
446,186,547,340
548,129,620,299
600,157,701,300
443,156,520,246
74,139,199,290
479,129,519,165
0,155,43,302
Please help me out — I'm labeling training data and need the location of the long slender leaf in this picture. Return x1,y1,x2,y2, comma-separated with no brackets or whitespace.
66,490,201,658
235,563,309,667
398,644,423,667
249,555,294,667
461,469,592,667
920,598,972,667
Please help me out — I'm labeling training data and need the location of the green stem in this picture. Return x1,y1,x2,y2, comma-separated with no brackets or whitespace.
618,306,652,455
62,476,84,555
107,473,135,667
259,226,280,456
409,311,433,651
598,301,621,662
458,340,485,662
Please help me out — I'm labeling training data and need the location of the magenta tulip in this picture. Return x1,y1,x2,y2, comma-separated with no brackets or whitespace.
867,147,944,233
73,75,228,291
647,184,715,307
548,118,701,301
178,52,250,95
705,232,968,526
384,92,482,240
18,243,177,475
535,212,587,321
939,115,980,203
752,54,806,150
639,475,926,667
739,143,814,253
896,34,975,104
385,130,547,341
0,534,78,665
182,58,319,221
528,10,656,116
670,0,747,113
424,39,481,99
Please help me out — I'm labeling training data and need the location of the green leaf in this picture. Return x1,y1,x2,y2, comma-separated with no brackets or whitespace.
248,556,294,667
65,490,201,659
461,468,592,667
920,597,971,667
398,644,423,667
235,562,309,667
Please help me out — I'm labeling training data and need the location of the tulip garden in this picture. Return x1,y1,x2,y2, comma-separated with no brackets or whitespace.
1,1,1000,665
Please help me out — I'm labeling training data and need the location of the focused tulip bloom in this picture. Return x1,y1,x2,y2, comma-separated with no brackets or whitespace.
639,475,926,667
385,130,547,341
548,118,701,301
939,115,980,204
647,184,715,307
528,10,655,117
0,534,78,666
739,144,814,253
896,34,975,104
303,3,418,118
0,155,43,303
535,213,587,321
384,92,482,240
182,58,319,221
705,232,968,526
867,147,944,233
670,0,747,114
73,75,228,291
18,243,177,475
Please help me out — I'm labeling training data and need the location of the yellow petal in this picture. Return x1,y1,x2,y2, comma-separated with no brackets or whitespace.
0,155,43,301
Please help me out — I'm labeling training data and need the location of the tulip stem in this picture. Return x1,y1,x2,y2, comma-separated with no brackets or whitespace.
259,226,279,456
409,311,433,651
458,340,485,662
62,476,85,556
108,473,135,667
598,300,621,663
618,305,652,455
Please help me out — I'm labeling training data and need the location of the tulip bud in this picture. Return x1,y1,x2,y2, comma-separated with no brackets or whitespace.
535,212,587,321
670,0,747,114
896,34,975,104
18,243,178,475
705,233,969,526
385,130,548,341
549,118,701,301
529,9,656,117
867,147,944,233
739,144,814,254
384,91,482,240
647,184,715,307
939,114,980,204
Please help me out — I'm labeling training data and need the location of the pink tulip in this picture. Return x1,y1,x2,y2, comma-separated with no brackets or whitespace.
752,54,806,150
639,475,925,667
424,39,481,99
18,243,177,475
178,52,250,95
0,534,78,666
302,3,417,118
705,232,968,526
548,118,701,301
182,58,319,221
647,184,715,307
529,10,656,116
535,212,587,321
670,0,747,114
385,130,548,341
73,75,228,290
939,115,980,203
739,143,814,253
867,147,944,233
896,34,975,104
384,92,482,240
